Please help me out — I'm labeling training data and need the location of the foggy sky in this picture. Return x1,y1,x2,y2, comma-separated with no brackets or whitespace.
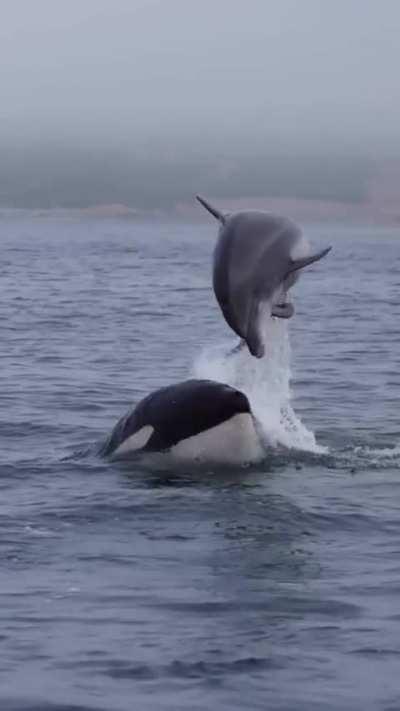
0,0,399,207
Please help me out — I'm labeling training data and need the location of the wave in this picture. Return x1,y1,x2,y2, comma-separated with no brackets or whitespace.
192,317,324,454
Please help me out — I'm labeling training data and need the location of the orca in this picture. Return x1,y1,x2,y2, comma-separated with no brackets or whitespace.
101,379,264,464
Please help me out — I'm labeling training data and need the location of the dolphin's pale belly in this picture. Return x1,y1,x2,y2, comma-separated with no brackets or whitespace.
170,413,264,464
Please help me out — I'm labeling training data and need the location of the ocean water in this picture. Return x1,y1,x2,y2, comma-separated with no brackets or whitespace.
1,217,400,710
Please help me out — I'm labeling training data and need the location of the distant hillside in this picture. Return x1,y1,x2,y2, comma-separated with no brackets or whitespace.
0,143,372,210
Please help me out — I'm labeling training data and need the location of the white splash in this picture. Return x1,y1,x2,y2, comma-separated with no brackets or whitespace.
192,317,324,453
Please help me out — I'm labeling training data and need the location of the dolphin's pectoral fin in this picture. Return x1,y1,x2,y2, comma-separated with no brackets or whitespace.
289,246,332,272
195,195,227,224
271,302,295,319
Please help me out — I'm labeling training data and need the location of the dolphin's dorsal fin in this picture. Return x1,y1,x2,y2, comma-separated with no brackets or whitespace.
289,246,332,272
196,195,226,223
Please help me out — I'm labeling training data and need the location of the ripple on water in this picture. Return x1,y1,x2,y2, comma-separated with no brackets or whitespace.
1,220,400,711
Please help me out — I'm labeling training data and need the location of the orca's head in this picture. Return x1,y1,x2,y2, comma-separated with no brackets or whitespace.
217,386,251,421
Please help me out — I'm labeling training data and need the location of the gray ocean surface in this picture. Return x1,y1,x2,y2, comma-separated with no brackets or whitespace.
1,217,400,711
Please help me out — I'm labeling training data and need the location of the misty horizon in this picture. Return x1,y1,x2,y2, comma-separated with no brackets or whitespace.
1,0,399,209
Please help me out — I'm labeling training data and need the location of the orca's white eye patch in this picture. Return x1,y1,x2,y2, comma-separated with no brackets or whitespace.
114,425,154,455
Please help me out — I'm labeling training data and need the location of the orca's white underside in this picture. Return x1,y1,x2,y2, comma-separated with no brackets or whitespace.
113,413,264,465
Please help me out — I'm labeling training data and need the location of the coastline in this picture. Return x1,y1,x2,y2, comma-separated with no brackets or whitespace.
0,195,399,226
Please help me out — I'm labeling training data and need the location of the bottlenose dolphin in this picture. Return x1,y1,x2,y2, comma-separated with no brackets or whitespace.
196,196,331,358
101,379,263,464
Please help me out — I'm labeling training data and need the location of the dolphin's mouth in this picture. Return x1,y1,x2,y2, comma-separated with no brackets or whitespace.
271,301,294,319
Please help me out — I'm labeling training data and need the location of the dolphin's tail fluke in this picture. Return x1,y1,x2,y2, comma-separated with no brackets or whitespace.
289,246,332,273
196,195,226,223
